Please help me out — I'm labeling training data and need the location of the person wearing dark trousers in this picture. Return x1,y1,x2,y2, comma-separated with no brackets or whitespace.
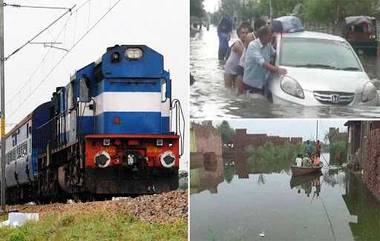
217,15,233,61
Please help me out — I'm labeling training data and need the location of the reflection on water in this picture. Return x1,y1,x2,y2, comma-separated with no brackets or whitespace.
290,172,322,198
191,27,380,118
190,152,380,241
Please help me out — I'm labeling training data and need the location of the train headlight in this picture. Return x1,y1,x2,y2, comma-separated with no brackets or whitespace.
125,48,143,59
160,151,176,168
94,151,111,168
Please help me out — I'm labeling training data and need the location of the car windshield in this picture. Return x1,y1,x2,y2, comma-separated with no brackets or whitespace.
279,37,362,71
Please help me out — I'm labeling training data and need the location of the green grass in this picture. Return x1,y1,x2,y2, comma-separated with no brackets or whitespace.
0,209,187,241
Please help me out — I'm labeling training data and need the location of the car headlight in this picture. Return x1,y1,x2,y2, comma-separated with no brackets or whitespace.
280,76,305,99
362,82,377,102
125,48,143,59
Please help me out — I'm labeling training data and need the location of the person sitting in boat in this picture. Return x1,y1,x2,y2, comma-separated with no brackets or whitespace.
224,22,252,88
302,156,311,167
305,140,314,158
314,155,321,166
295,154,303,167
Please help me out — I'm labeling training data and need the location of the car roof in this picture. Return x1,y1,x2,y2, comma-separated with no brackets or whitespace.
280,31,346,42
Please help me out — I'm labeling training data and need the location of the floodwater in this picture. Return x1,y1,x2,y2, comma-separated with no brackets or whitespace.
190,152,380,241
190,26,380,118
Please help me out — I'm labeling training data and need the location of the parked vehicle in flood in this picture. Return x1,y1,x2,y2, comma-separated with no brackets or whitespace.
343,16,377,55
268,17,378,106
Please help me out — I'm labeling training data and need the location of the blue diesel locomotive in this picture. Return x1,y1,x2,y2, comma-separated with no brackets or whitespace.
4,45,184,202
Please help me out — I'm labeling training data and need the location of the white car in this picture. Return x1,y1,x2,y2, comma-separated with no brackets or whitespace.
268,31,378,106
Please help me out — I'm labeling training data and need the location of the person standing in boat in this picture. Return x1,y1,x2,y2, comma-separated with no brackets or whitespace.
315,140,321,158
305,140,314,158
243,25,287,95
224,22,253,88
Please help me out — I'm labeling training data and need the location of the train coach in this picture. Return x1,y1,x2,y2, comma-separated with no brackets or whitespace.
4,45,184,202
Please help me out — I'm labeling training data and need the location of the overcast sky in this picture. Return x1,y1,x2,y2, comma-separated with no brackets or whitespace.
4,0,189,169
222,119,348,141
204,0,220,13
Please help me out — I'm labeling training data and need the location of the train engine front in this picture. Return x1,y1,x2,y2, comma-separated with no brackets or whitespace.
54,45,183,195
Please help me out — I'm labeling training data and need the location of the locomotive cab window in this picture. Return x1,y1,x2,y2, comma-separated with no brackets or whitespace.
67,82,74,109
79,77,90,102
161,79,167,102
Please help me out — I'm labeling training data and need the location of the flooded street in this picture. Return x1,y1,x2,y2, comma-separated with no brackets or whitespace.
190,152,380,241
190,26,380,118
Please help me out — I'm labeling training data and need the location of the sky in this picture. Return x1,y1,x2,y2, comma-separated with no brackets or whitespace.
204,0,220,13
224,119,348,142
4,0,189,169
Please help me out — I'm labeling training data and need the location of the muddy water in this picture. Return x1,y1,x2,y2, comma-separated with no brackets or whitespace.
190,152,380,241
190,27,380,118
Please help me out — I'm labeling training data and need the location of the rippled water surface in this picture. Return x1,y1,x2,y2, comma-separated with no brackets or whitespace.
190,152,380,241
190,27,380,118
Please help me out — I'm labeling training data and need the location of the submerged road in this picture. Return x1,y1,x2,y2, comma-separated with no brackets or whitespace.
190,153,380,241
190,26,380,118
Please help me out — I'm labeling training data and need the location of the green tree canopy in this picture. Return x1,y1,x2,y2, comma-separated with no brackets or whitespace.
217,121,235,144
210,0,379,25
190,0,205,18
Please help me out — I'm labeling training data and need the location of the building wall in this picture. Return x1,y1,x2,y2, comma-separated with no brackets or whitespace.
231,128,303,151
190,122,223,157
364,124,380,200
345,121,380,200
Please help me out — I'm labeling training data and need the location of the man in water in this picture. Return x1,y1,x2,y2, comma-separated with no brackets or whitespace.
243,25,287,95
217,15,233,60
224,22,252,88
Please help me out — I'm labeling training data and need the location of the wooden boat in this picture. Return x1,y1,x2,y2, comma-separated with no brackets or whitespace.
291,164,322,177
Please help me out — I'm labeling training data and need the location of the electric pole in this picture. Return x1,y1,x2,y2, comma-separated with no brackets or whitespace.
316,120,319,141
0,2,73,211
1,0,6,212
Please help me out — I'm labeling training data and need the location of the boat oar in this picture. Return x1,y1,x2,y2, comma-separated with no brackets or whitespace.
320,154,330,168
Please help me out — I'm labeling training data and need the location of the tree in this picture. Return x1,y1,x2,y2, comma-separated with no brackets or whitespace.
190,0,205,18
304,0,378,23
239,1,260,22
217,121,235,144
219,0,241,17
257,0,303,18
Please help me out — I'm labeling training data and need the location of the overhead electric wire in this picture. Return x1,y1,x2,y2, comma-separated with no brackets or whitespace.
6,15,71,106
8,0,122,120
5,0,94,107
3,3,71,10
4,4,76,61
